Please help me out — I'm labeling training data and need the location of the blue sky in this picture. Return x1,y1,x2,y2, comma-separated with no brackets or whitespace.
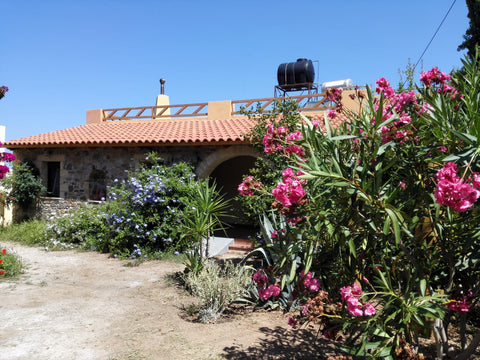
0,0,469,142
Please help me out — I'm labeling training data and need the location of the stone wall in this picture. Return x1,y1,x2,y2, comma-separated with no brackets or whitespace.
13,145,221,201
36,197,87,219
11,144,255,222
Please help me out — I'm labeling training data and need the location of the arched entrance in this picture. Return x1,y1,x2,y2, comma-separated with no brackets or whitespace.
196,146,258,238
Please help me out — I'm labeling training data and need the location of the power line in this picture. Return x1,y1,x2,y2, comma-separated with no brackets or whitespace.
412,0,458,75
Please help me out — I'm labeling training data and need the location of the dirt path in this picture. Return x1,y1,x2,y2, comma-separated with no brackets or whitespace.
0,243,342,360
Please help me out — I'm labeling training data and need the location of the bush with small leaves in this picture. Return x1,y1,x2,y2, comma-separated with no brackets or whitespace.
183,259,255,322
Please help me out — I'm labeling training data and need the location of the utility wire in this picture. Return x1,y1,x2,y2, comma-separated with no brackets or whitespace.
410,0,458,78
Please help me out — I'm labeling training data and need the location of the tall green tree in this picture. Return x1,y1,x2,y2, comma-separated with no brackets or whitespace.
458,0,480,58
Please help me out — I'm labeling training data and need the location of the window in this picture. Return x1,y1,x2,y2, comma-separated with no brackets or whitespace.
47,162,60,197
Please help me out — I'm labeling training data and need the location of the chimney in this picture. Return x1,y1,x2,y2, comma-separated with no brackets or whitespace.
155,78,171,118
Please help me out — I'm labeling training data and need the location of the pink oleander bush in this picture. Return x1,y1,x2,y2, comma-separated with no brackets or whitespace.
237,52,480,359
0,86,8,100
0,145,15,180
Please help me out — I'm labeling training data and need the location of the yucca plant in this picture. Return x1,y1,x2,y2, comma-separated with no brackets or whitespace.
182,179,231,259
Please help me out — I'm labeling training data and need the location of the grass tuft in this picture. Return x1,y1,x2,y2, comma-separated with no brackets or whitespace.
0,220,47,246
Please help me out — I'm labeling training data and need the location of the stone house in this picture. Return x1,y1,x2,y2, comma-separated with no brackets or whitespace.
4,91,353,221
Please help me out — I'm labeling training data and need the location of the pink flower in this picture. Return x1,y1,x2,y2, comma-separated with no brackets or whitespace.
340,282,374,317
0,152,15,162
394,91,417,112
340,285,352,301
288,317,297,328
351,283,362,297
327,110,337,119
308,278,321,292
394,113,411,127
346,297,363,316
253,271,268,288
420,67,451,86
300,271,321,292
363,302,376,316
288,181,306,203
237,175,262,196
272,174,307,208
434,163,480,212
238,182,253,196
257,288,270,300
272,182,292,207
472,173,480,189
340,283,361,301
436,162,460,182
435,180,479,212
326,87,343,102
285,145,305,156
447,299,472,313
282,167,295,178
395,130,407,139
418,103,433,115
375,77,395,98
287,131,303,141
301,304,310,315
269,284,281,297
258,284,281,300
263,125,289,154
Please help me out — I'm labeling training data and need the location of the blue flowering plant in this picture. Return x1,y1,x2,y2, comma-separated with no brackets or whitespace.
104,153,197,258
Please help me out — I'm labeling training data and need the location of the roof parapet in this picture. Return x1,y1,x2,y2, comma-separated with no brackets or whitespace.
207,101,233,120
93,88,365,123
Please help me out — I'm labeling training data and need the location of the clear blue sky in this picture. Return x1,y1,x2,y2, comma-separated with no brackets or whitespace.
0,0,469,142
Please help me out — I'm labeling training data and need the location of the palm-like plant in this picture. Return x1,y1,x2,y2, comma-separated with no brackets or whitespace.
182,179,231,259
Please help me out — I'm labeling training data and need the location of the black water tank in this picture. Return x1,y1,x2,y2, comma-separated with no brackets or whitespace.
277,58,315,90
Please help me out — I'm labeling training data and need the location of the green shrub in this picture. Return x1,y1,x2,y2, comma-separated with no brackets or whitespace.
237,52,480,358
183,259,255,322
104,154,198,258
0,220,47,246
43,204,108,251
0,248,23,278
1,160,46,211
42,153,201,258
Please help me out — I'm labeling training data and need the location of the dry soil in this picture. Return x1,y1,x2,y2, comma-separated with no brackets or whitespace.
0,243,347,360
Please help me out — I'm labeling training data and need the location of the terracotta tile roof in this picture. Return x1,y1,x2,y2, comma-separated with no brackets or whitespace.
4,111,346,149
4,117,258,148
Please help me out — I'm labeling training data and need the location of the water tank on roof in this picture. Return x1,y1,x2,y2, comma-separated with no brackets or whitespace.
321,79,354,92
277,58,315,91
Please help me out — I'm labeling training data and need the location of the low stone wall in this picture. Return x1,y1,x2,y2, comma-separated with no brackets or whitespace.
35,197,86,220
12,197,103,223
35,197,86,219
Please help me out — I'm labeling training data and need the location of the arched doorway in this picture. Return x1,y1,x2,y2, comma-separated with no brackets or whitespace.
210,155,257,238
196,146,258,238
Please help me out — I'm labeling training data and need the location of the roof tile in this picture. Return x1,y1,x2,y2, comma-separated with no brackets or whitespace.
4,111,346,148
5,117,257,148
